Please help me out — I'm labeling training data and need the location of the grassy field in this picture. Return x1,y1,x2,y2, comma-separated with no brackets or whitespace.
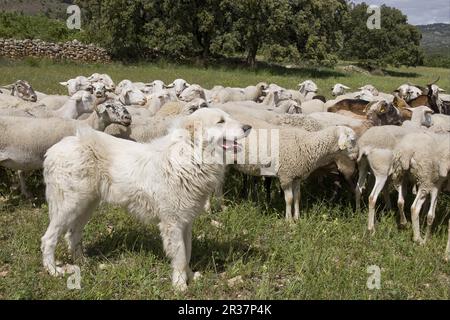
0,58,449,300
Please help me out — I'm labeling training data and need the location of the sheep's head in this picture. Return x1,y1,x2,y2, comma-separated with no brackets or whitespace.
95,102,132,127
182,98,209,115
366,100,403,126
358,84,379,96
298,80,318,94
331,83,350,97
166,79,190,97
256,82,269,91
88,82,112,99
115,80,133,95
3,80,37,102
407,106,434,127
88,73,115,91
119,87,147,106
179,84,206,102
146,80,166,94
336,126,358,159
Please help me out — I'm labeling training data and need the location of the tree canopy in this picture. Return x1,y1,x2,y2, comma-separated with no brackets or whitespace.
70,0,424,67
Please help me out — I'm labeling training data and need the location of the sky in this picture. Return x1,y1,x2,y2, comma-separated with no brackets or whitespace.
352,0,450,25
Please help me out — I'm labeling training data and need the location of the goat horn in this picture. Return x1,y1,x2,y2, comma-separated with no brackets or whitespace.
428,76,440,86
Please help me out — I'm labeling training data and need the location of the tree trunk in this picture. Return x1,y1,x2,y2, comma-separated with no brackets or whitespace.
246,44,258,68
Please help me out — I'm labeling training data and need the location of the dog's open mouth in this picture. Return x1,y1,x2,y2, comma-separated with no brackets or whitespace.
222,138,242,153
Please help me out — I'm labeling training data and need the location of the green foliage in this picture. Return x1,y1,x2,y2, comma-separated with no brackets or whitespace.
424,54,450,69
0,1,431,67
0,11,81,42
341,3,424,67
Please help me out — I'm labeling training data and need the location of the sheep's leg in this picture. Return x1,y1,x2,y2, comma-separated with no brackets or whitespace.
355,157,369,212
445,219,450,262
382,186,392,211
368,175,388,234
411,190,427,244
64,200,99,262
264,177,272,204
424,187,440,242
283,182,294,222
293,180,301,221
17,170,33,199
397,179,408,229
159,221,189,291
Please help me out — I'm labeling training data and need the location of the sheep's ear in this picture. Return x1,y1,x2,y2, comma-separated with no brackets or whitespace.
343,85,351,89
96,104,107,114
165,83,175,89
438,163,448,178
60,81,69,87
406,107,415,112
338,128,350,150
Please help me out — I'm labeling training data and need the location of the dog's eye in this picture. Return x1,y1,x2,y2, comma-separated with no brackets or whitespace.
217,119,225,124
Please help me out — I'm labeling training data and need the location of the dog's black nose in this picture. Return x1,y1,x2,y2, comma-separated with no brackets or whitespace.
243,125,252,133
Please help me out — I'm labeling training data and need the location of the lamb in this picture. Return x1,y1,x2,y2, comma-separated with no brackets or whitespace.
355,125,428,233
0,102,131,198
391,132,450,244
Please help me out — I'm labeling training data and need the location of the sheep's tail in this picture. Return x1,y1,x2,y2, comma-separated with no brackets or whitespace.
357,146,370,163
390,149,413,177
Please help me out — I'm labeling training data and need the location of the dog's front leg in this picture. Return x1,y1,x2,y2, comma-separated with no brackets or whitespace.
159,221,189,291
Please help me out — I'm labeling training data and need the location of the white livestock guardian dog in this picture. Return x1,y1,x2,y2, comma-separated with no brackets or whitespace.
41,108,252,291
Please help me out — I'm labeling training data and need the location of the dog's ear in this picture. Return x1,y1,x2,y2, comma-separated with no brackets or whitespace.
183,118,199,141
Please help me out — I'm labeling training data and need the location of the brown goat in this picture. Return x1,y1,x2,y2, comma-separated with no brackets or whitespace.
327,99,370,115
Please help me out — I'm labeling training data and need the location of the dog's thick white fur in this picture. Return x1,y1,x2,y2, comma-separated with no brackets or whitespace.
41,108,251,291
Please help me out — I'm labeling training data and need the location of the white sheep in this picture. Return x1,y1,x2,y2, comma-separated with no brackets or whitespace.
0,102,131,198
0,80,37,102
87,73,115,90
0,85,109,119
406,106,450,132
391,132,450,244
60,76,90,96
179,84,207,102
355,125,428,232
235,125,357,220
166,78,190,97
332,84,351,97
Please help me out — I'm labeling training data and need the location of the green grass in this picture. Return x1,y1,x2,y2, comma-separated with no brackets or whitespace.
0,59,450,300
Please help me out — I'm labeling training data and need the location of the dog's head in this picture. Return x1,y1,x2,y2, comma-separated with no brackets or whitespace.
182,108,251,154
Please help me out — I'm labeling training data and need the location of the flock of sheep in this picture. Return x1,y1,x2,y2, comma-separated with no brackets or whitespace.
0,72,449,290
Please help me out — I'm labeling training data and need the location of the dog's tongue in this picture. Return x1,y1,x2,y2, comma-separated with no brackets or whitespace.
222,139,241,151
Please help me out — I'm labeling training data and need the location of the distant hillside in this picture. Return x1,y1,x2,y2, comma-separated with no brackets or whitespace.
0,0,72,19
417,23,450,55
